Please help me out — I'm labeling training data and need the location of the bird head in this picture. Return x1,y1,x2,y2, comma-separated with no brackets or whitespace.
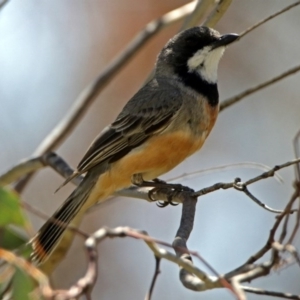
156,26,239,84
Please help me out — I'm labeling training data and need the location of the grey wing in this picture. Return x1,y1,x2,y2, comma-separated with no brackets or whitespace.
76,77,183,174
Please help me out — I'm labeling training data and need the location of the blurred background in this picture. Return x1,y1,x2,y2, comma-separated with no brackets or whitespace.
1,0,300,299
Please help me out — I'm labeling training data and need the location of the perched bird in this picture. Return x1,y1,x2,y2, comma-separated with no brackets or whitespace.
31,26,238,266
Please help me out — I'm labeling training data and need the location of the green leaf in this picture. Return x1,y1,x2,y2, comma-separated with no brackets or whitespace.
0,226,28,250
0,188,27,227
11,267,35,300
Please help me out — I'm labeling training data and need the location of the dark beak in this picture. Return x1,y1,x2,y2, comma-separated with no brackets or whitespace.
212,33,239,49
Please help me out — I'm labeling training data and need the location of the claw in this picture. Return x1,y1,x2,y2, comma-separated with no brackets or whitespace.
169,201,179,206
157,201,169,208
133,173,193,207
155,190,180,208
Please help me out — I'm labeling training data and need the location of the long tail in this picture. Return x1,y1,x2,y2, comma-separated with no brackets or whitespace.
30,171,99,266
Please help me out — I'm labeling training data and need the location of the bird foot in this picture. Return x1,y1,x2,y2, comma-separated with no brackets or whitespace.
131,174,193,207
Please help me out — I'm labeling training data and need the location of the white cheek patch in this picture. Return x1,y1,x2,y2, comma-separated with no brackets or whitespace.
187,46,210,70
187,46,225,84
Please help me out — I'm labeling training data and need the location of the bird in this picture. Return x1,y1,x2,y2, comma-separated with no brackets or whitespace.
31,26,238,266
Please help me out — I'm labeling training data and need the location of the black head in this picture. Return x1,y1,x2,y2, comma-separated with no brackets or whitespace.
156,26,238,84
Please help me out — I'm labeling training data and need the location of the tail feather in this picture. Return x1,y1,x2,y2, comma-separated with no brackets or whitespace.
54,170,80,193
31,190,88,264
31,172,98,265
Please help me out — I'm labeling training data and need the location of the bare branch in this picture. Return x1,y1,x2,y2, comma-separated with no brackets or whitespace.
180,0,214,30
144,256,161,300
235,182,285,214
53,236,98,300
0,0,9,9
0,157,43,187
272,242,300,267
224,185,300,298
89,226,222,291
220,65,300,112
22,198,88,241
246,210,288,264
166,161,283,184
0,248,52,299
279,185,300,244
239,1,300,38
293,130,300,181
192,158,300,198
242,286,300,300
203,0,233,27
231,262,272,299
3,152,297,218
0,225,95,300
245,158,300,186
287,184,300,244
190,159,300,213
0,152,82,188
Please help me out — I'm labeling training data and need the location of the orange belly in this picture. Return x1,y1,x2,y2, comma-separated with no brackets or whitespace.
86,130,206,205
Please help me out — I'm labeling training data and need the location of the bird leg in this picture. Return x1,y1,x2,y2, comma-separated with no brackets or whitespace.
131,173,194,207
131,173,192,190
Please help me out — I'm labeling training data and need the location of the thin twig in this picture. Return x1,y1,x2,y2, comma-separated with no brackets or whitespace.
245,158,300,186
272,242,300,267
239,184,285,214
191,159,300,212
246,210,288,264
242,286,300,299
220,65,300,112
57,236,98,300
203,0,233,27
279,186,300,244
180,0,213,30
293,131,300,180
144,256,161,300
192,158,300,196
231,262,273,300
0,157,43,187
91,227,222,290
291,132,300,246
0,0,9,9
0,152,82,188
0,248,52,299
167,161,283,184
239,1,300,38
287,183,300,244
21,199,88,242
1,229,97,300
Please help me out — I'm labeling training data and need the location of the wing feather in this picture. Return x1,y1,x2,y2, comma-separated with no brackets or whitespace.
75,77,183,175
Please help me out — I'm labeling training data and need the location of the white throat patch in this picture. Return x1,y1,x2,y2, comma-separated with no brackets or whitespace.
187,46,225,84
